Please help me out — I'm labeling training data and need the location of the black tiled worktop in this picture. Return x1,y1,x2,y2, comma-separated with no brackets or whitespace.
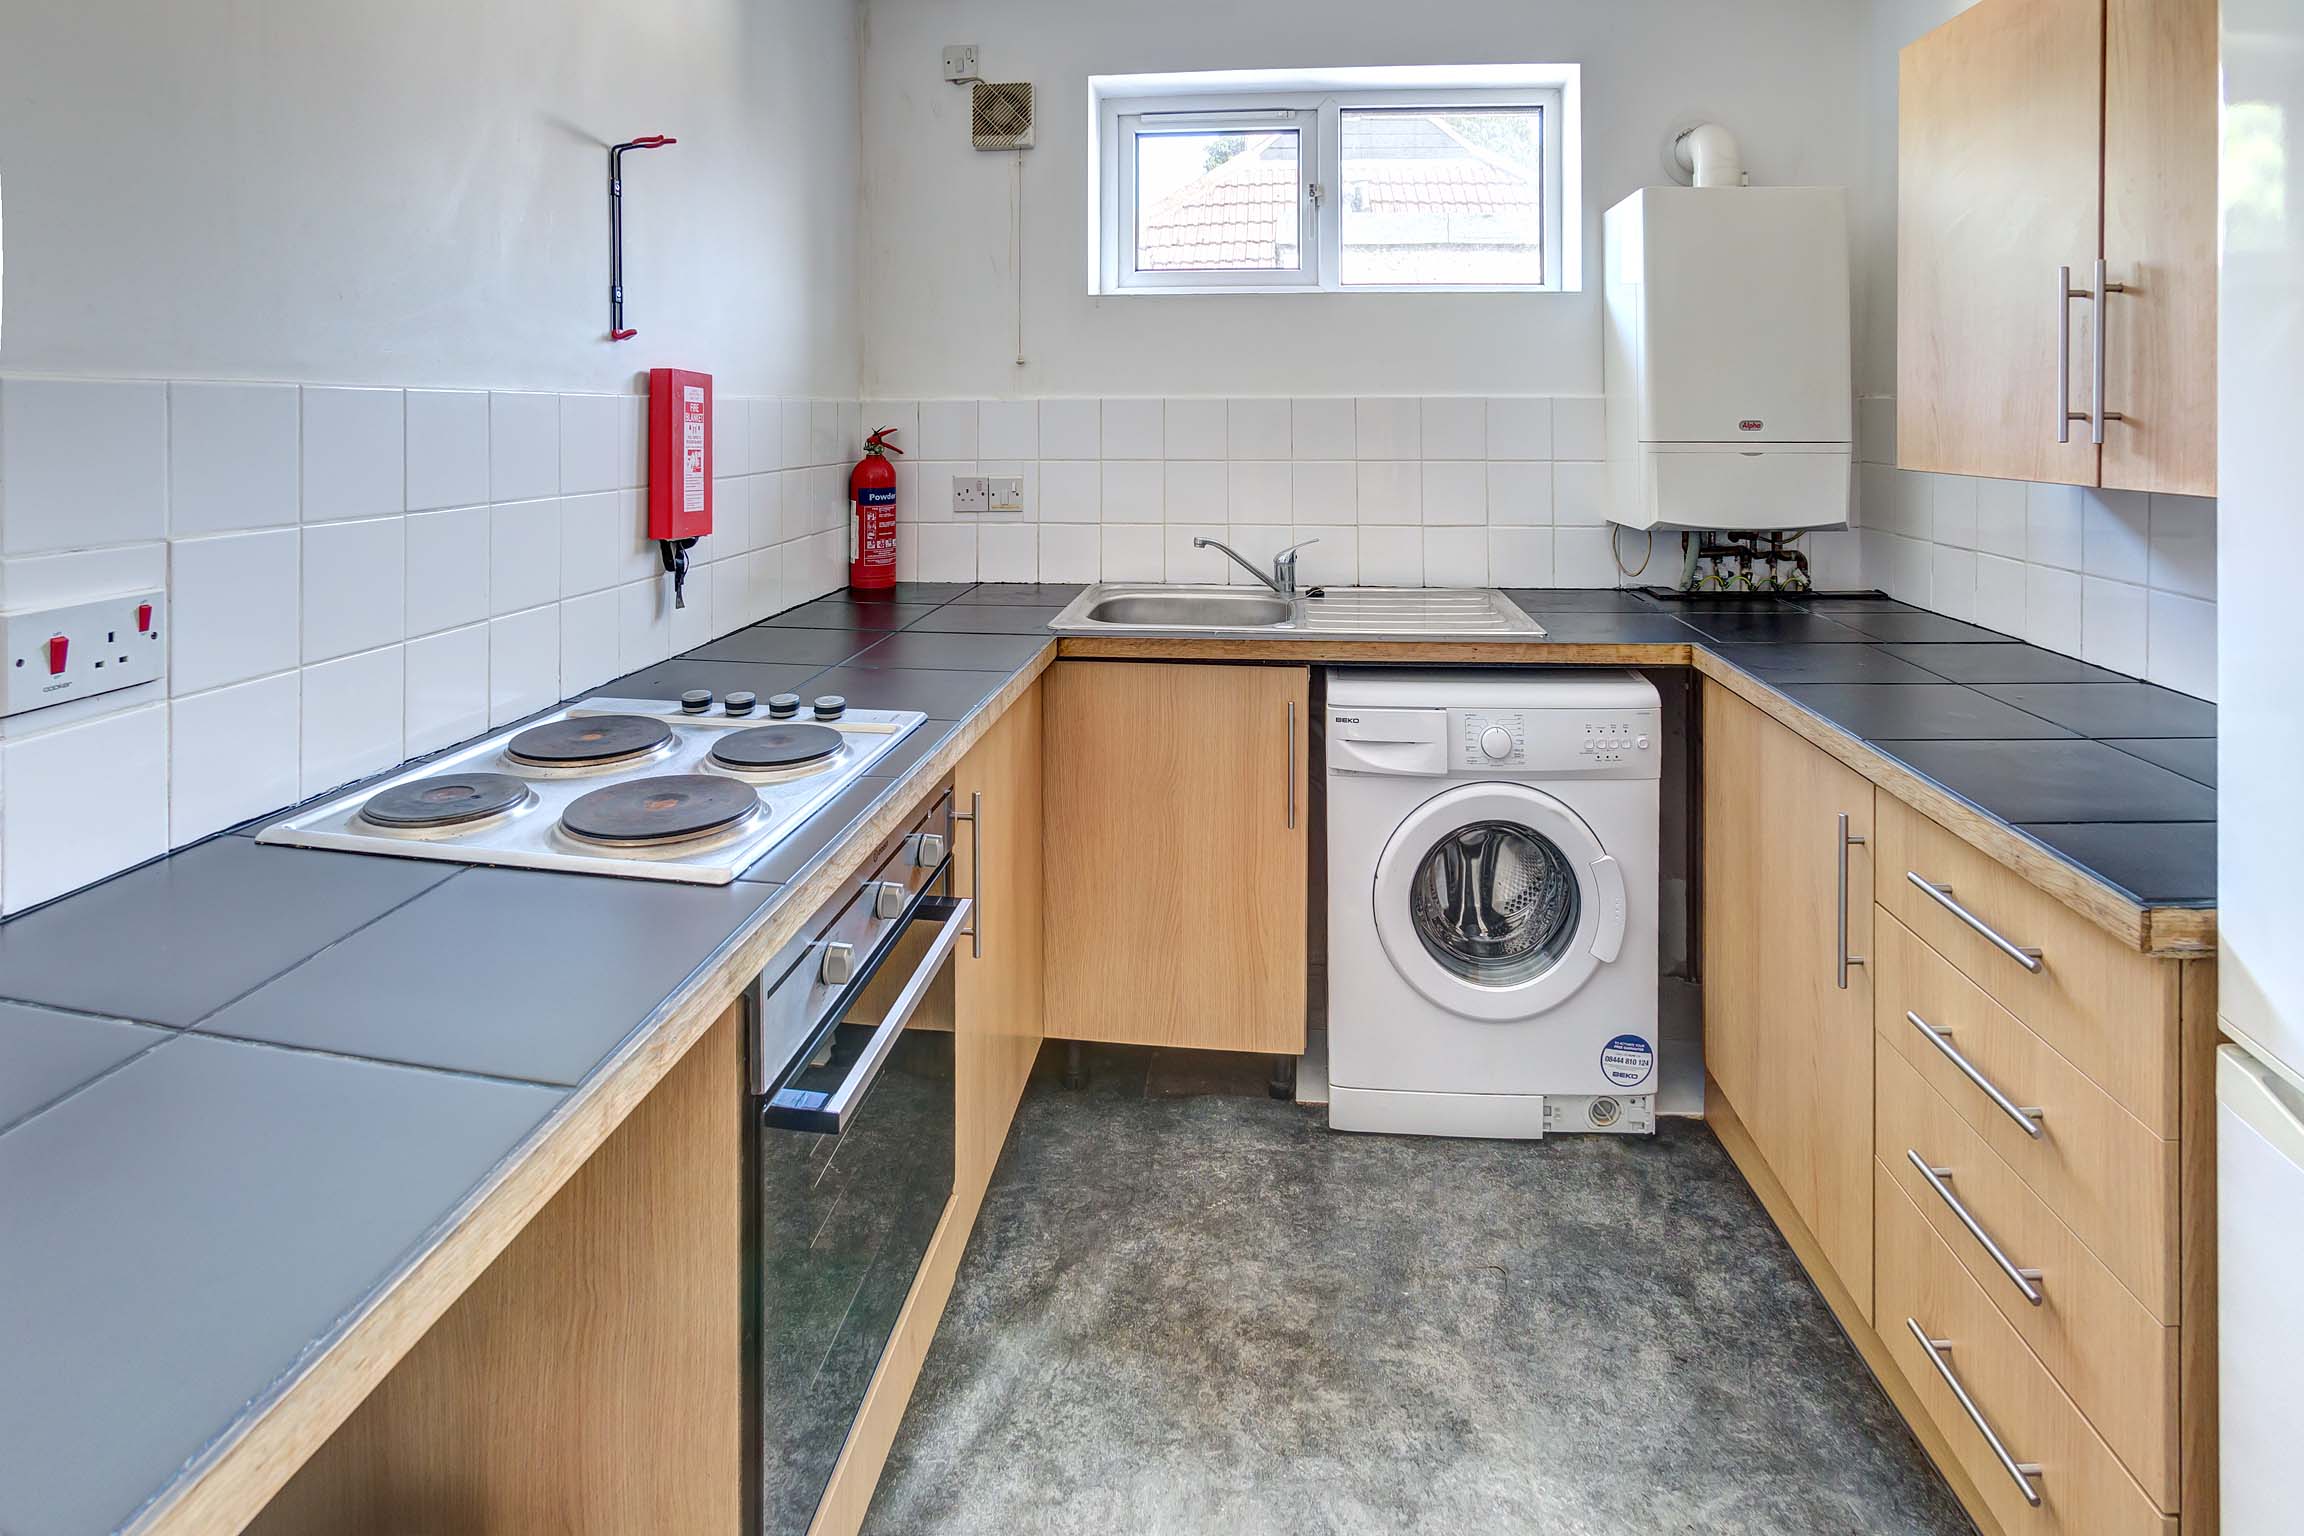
0,580,2215,1533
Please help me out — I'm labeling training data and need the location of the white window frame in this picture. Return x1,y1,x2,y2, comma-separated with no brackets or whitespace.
1091,64,1581,297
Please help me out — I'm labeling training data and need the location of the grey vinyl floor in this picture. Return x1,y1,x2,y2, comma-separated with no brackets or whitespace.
861,1047,1974,1536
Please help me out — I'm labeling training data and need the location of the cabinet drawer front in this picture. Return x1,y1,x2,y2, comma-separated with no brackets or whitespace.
1875,910,2179,1319
1876,1167,2176,1536
1875,796,2179,1134
1877,1049,2179,1507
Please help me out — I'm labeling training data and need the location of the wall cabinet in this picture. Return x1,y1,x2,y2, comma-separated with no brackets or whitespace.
1043,660,1309,1055
1897,0,2216,495
1700,685,1876,1312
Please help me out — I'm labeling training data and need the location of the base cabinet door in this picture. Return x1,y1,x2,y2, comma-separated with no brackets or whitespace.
1702,685,1875,1312
953,679,1045,1200
1043,660,1308,1054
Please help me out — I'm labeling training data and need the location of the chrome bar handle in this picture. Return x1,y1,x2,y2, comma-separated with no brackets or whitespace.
1905,1149,2046,1306
2056,265,2090,444
1905,1318,2045,1506
1285,700,1298,830
1836,812,1867,989
1908,1011,2045,1139
951,791,982,958
1905,872,2044,973
2090,257,2128,446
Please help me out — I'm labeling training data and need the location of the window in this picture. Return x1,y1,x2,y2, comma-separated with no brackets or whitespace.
1092,65,1579,295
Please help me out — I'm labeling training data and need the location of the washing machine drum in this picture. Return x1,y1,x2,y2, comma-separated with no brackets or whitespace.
1372,782,1627,1022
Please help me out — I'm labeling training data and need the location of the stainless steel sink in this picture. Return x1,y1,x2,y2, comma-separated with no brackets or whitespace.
1048,585,1544,639
1078,589,1294,627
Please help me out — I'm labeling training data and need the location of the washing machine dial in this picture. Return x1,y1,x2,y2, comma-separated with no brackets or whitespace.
1478,725,1514,761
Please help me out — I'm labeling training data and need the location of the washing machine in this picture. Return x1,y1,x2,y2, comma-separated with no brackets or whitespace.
1326,669,1661,1138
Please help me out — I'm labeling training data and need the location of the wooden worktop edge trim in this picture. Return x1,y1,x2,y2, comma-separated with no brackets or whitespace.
1054,635,2210,957
126,645,1057,1536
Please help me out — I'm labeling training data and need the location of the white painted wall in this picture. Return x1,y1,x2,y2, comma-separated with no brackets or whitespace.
0,0,861,398
856,0,1869,399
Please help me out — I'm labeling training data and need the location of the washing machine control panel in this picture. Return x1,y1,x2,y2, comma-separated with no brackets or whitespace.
1457,712,1528,766
1447,708,1661,775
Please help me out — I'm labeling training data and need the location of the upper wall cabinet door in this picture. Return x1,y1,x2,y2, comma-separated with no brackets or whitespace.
1898,0,2104,487
2100,0,2218,496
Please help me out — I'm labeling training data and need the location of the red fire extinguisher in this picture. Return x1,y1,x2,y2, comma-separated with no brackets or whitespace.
848,428,902,591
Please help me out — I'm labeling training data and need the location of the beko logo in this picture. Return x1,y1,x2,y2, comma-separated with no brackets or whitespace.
1334,714,1362,723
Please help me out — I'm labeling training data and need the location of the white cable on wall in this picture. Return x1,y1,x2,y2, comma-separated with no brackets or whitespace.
1013,149,1027,367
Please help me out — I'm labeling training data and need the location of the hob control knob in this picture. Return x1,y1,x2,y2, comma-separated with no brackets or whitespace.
812,694,847,721
724,691,757,716
679,689,712,714
911,832,947,868
767,693,801,719
873,880,910,919
820,941,855,987
1479,726,1514,760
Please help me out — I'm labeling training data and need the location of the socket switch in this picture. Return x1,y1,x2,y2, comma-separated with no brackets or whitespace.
951,475,991,514
2,590,167,719
941,44,979,81
988,476,1025,513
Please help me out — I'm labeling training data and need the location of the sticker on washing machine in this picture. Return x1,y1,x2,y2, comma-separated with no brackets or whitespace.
1599,1033,1655,1087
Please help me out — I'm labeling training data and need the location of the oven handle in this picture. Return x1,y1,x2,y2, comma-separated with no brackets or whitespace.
761,895,970,1134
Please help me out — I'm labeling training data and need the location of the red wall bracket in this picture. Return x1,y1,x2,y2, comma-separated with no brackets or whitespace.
608,135,677,341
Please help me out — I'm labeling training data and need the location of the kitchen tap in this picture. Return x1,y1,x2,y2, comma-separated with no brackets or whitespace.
1192,537,1320,597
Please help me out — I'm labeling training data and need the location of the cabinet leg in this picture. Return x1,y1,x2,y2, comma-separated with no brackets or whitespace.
1063,1040,1088,1090
1268,1055,1296,1101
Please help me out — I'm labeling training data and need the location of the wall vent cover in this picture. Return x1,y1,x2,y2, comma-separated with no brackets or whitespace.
972,82,1034,150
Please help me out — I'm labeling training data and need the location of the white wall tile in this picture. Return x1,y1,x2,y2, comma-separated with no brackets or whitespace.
559,588,621,695
2147,494,2215,600
668,571,713,653
1164,399,1227,460
489,499,561,615
1928,544,1976,621
617,579,673,674
560,491,624,596
557,394,622,495
1423,527,1487,587
1291,526,1356,586
1099,525,1163,581
2024,563,2083,655
1552,461,1610,526
1488,527,1553,586
489,392,559,502
778,399,811,469
1355,398,1420,460
1486,397,1553,461
488,606,560,725
1420,398,1486,461
1226,399,1290,459
403,506,491,638
1552,397,1606,461
1038,524,1099,582
1358,525,1421,586
1100,398,1164,460
2147,590,2216,701
2025,482,2084,570
711,552,756,630
978,400,1039,459
914,524,978,582
3,703,168,911
978,459,1039,521
808,401,843,465
404,622,490,756
1040,460,1100,523
1929,475,1978,549
1038,399,1100,458
0,545,165,611
1870,530,1931,605
2081,576,2148,675
170,673,300,844
977,522,1038,582
1164,525,1229,584
1356,462,1420,526
1290,398,1355,461
1486,462,1553,526
300,644,404,797
1228,462,1291,524
301,387,403,522
745,397,786,473
1973,478,2026,559
169,528,300,694
1553,526,1619,586
712,393,752,478
1857,396,1897,465
1164,462,1227,523
1292,462,1355,524
1221,524,1292,583
915,401,980,462
302,516,406,663
2081,488,2150,582
1857,464,1915,537
1419,462,1487,526
0,378,168,554
1100,462,1163,523
782,466,830,539
169,382,300,535
401,388,490,514
1974,554,2028,638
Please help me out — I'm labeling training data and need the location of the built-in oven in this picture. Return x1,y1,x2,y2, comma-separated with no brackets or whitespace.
745,785,968,1534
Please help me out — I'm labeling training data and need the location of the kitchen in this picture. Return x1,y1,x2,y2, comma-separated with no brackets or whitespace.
0,0,2287,1532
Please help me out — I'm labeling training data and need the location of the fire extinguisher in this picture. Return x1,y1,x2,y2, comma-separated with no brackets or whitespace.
848,428,903,591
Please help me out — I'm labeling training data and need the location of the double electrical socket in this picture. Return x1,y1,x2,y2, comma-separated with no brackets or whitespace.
951,474,1023,514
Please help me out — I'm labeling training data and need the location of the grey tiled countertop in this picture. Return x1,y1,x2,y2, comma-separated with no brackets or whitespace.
0,580,2214,1534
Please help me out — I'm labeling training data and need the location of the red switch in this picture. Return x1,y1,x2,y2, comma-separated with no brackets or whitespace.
136,603,153,633
45,635,69,675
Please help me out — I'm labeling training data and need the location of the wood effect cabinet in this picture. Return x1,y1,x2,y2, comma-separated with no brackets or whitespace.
1701,684,1875,1312
1897,0,2216,495
952,679,1045,1201
1043,660,1308,1055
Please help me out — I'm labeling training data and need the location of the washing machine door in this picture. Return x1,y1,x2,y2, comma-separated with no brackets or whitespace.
1370,781,1626,1022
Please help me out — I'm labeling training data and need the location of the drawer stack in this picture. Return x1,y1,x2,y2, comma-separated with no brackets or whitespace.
1870,796,2201,1535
